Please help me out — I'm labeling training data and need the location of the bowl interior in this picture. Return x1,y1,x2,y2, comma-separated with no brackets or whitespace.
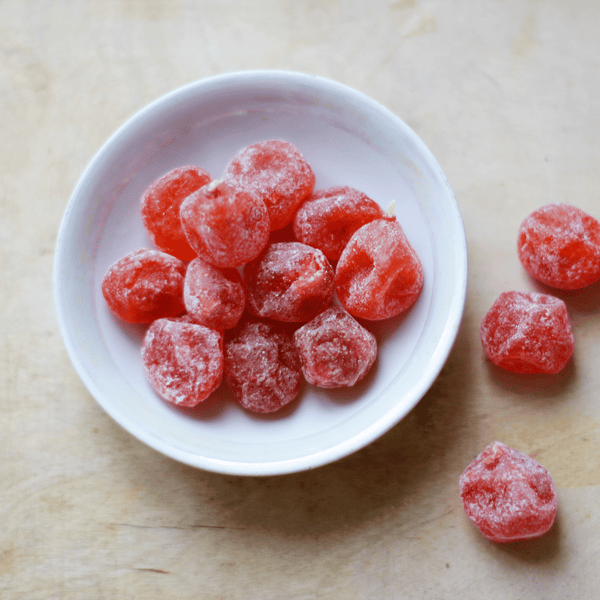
54,71,467,475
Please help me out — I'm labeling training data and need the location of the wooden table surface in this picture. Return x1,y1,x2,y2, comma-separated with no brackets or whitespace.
2,1,600,598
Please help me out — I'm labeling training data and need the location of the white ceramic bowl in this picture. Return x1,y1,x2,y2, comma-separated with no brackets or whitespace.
54,70,467,476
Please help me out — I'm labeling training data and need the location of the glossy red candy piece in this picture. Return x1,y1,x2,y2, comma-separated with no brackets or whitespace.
141,318,223,408
183,258,245,330
480,291,574,374
180,179,270,268
101,249,186,323
293,306,377,388
244,242,335,322
224,321,302,413
459,441,558,543
293,186,391,261
224,139,315,231
517,203,600,290
141,166,211,261
335,219,424,320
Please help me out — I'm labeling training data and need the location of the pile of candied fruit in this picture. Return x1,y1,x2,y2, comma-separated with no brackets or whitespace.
104,134,600,545
463,201,600,543
102,139,424,414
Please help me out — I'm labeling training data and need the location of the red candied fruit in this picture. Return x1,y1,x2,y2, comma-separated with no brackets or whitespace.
184,258,245,330
244,242,335,322
293,306,377,388
141,318,223,408
517,203,600,290
480,291,574,374
224,320,302,413
224,139,315,231
102,249,186,323
141,166,211,261
459,441,558,543
180,179,270,268
293,186,392,261
335,219,424,320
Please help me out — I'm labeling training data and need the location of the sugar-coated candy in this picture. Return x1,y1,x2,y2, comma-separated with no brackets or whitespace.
480,291,574,374
293,306,377,388
335,219,424,320
141,166,211,261
224,320,302,413
517,203,600,290
293,186,391,261
141,318,223,407
180,179,270,268
244,242,335,322
183,258,245,330
224,139,315,231
101,249,186,323
459,441,558,543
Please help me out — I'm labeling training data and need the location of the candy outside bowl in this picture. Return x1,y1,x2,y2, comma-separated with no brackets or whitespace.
54,70,467,476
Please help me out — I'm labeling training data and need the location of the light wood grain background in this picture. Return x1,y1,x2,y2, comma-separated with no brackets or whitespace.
2,0,600,598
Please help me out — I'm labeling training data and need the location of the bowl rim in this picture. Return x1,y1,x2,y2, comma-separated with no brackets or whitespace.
54,69,468,476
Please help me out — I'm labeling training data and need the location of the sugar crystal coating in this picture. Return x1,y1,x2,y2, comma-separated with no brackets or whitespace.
180,179,270,268
480,291,574,374
293,186,392,261
224,139,315,231
101,249,186,323
459,441,558,543
184,258,245,330
141,165,211,261
335,219,424,320
224,320,302,413
293,306,377,388
244,242,335,322
141,318,223,407
517,203,600,290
